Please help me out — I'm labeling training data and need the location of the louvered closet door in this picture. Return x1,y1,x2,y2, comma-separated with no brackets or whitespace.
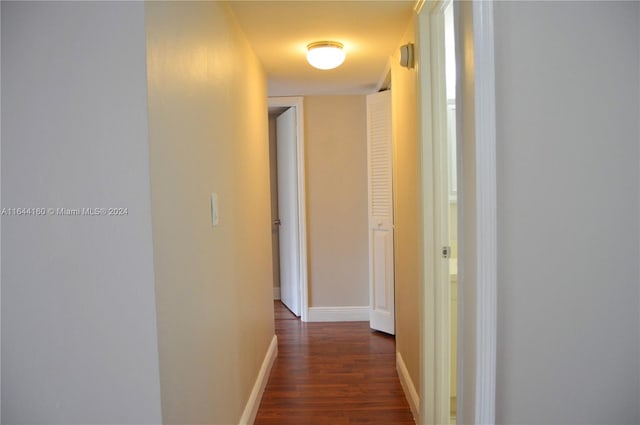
367,90,395,335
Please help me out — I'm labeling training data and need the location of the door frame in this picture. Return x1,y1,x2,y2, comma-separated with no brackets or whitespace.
268,96,309,322
415,0,497,424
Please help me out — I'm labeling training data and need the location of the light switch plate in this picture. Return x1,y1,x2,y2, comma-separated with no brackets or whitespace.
210,193,219,227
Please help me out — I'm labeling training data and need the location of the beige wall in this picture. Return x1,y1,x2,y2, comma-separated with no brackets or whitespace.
305,96,369,307
391,17,421,395
145,2,275,424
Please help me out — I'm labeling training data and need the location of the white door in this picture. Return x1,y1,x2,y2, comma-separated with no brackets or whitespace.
276,107,300,316
367,90,395,334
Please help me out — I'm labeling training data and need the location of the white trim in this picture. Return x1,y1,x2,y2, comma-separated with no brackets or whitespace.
238,335,278,425
416,1,450,424
306,306,369,322
417,0,497,424
416,4,437,421
431,2,453,423
273,287,280,300
268,97,309,322
469,1,497,423
396,351,420,423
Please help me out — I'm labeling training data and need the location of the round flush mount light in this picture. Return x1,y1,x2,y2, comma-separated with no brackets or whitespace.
306,41,345,70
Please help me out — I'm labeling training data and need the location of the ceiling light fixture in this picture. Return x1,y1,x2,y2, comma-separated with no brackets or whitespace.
306,41,345,70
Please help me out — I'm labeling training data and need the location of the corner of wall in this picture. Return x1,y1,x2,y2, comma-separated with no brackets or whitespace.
397,351,420,423
238,335,278,425
390,13,421,403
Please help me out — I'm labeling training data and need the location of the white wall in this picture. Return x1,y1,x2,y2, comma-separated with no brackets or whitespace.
1,2,162,424
493,2,640,423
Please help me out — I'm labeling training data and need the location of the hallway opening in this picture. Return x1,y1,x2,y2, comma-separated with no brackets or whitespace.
255,301,414,424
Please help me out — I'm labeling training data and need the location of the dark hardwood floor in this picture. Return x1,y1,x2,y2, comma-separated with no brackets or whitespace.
255,301,416,425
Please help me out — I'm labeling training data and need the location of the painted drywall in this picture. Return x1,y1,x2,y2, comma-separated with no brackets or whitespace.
1,2,162,423
145,2,275,424
1,3,4,418
391,16,421,398
304,95,369,307
493,2,640,423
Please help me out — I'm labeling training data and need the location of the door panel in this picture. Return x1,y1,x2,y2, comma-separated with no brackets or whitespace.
367,90,395,334
276,107,300,316
269,117,281,299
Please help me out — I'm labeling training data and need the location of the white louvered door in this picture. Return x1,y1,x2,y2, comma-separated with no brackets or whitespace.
366,90,395,335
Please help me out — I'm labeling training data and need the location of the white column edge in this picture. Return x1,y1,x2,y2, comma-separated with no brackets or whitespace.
472,1,497,424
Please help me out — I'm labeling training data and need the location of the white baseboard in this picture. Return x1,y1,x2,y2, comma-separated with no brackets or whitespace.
307,306,369,322
273,287,280,300
396,351,420,423
238,335,278,425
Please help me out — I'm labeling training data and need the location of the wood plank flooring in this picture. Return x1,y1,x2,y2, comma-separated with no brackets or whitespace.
255,302,416,425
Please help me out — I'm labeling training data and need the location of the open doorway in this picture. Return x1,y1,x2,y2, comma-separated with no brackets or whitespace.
418,1,498,423
267,97,308,321
444,1,458,422
268,108,285,304
268,94,381,325
417,0,460,423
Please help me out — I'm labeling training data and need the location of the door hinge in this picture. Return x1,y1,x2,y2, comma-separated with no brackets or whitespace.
441,246,451,259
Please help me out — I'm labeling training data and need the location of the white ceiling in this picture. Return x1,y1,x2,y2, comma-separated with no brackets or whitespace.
228,1,415,96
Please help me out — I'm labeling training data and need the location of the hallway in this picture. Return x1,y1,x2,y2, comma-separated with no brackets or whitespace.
255,302,415,424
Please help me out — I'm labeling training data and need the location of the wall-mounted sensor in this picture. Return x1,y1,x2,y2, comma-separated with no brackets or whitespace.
399,43,415,69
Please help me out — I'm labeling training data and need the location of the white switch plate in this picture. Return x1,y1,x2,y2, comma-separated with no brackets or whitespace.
210,193,219,227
